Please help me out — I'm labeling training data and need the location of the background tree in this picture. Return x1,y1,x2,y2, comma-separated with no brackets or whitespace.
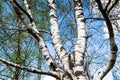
0,0,48,80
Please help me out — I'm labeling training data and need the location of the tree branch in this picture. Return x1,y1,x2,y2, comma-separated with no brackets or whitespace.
0,58,60,79
0,26,51,34
9,0,29,29
95,0,118,80
85,17,120,21
9,0,56,71
85,51,92,80
0,26,25,31
107,0,119,13
104,0,111,11
12,0,33,22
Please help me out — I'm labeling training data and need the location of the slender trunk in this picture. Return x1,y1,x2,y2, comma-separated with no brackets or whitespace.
48,0,75,79
48,0,69,70
73,0,87,79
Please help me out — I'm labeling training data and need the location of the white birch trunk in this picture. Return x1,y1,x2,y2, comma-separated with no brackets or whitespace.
73,0,87,80
48,0,69,71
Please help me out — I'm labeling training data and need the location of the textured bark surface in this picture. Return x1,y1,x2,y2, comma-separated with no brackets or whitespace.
73,0,87,79
48,0,73,79
48,0,68,68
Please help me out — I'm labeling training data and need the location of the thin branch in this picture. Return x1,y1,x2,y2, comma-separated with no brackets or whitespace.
0,73,12,79
9,0,55,71
0,26,51,34
95,0,115,37
85,51,92,80
0,26,25,31
104,0,111,11
85,17,120,21
108,0,119,13
0,31,17,44
9,0,29,29
95,0,118,80
38,30,51,35
12,0,33,22
0,58,60,79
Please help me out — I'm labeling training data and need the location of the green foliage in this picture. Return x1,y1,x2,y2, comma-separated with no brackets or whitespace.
0,0,48,79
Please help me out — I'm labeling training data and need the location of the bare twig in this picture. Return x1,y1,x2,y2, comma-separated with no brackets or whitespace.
108,0,119,13
104,0,111,11
0,26,51,34
0,26,25,31
85,17,120,21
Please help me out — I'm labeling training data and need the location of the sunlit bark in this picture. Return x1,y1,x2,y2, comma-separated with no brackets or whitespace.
48,1,74,79
47,0,69,70
73,0,87,79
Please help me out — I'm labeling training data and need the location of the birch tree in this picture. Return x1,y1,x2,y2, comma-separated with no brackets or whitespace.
0,0,119,80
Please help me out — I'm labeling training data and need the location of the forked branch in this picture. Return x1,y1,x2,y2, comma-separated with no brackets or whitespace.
95,0,118,80
107,0,119,13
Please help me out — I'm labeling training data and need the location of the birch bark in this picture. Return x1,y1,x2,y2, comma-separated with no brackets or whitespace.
22,0,56,71
23,0,39,33
9,0,55,71
48,0,69,71
73,0,87,79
